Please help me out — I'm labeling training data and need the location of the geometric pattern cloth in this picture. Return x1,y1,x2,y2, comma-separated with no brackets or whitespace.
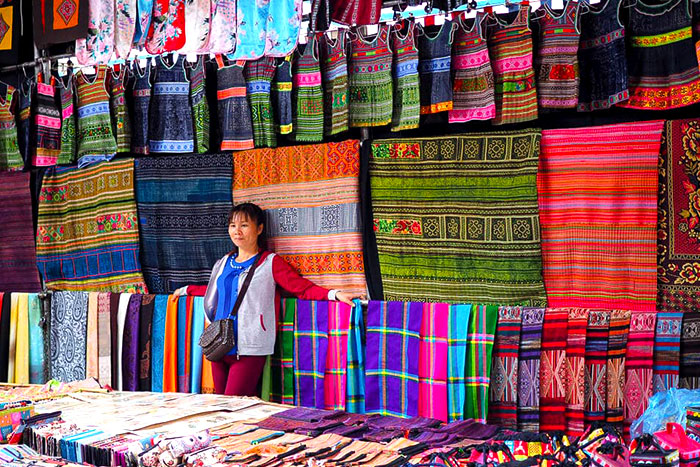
517,307,545,432
653,312,683,394
488,306,522,430
539,308,568,433
605,309,631,430
584,310,610,426
36,159,148,293
565,308,589,437
369,131,546,305
539,121,664,311
135,154,233,293
624,311,656,439
464,305,498,423
233,140,366,296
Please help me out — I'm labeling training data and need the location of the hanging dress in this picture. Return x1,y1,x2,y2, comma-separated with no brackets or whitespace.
390,20,420,131
131,60,151,154
272,56,293,135
75,0,115,65
115,0,137,58
693,0,700,68
348,24,393,127
488,6,538,125
132,0,153,46
56,71,76,165
145,0,185,54
535,1,581,109
0,83,22,171
33,74,61,167
189,56,210,153
244,56,276,148
17,81,31,167
75,65,117,168
417,20,455,114
110,67,131,153
265,0,303,57
182,0,211,53
331,0,382,26
228,0,267,60
292,37,324,142
618,0,700,110
320,29,349,136
217,57,254,151
449,15,495,123
149,55,194,153
207,0,237,54
577,0,627,111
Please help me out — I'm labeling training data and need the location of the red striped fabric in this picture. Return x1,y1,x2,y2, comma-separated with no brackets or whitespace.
539,308,568,432
623,311,656,441
538,121,664,311
605,310,631,431
488,306,523,430
565,308,589,437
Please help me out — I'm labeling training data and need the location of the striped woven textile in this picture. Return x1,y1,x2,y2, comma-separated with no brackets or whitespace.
605,310,631,430
447,304,471,422
320,30,349,136
539,121,664,311
346,299,365,414
464,305,498,423
324,301,352,411
97,292,111,387
652,312,684,394
0,172,41,292
36,159,148,293
294,300,329,409
517,307,545,432
135,154,233,293
245,56,277,148
365,301,421,418
584,310,610,425
539,308,568,433
370,131,546,305
565,308,589,437
176,296,192,393
418,303,449,422
658,119,700,312
233,140,366,295
488,306,522,430
680,311,700,389
151,295,168,393
27,294,44,384
624,311,656,440
271,298,296,405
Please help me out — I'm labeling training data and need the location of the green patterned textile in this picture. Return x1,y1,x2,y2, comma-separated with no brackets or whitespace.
369,130,547,305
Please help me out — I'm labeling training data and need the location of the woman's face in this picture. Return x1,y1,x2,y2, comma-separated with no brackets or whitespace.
228,214,264,251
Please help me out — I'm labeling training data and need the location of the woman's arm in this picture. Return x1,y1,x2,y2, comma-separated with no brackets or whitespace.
272,255,333,301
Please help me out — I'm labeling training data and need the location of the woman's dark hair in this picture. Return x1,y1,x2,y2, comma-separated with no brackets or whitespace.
228,203,267,250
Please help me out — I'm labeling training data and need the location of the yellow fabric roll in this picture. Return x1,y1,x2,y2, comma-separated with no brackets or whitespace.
14,294,29,384
85,292,100,379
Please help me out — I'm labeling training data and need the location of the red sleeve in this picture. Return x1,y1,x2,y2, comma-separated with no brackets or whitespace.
187,285,207,296
272,255,330,301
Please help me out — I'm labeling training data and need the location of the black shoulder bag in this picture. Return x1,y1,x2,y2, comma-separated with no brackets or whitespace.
198,256,262,362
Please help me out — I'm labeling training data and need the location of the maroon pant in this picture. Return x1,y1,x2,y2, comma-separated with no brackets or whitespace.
211,355,267,396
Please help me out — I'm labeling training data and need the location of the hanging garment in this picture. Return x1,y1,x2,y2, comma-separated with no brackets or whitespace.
130,60,151,154
217,59,254,151
272,56,293,135
33,74,61,167
652,312,683,394
265,0,303,57
244,56,276,148
0,0,31,66
190,296,204,393
517,308,545,432
139,294,154,391
75,66,117,168
624,311,656,439
109,68,131,153
227,0,267,60
49,291,88,383
680,310,700,385
417,20,454,114
584,310,610,426
294,300,329,409
162,295,178,392
349,24,393,128
605,310,631,431
132,0,153,46
207,0,236,54
7,294,17,383
149,55,194,153
151,295,167,392
176,296,191,392
346,299,365,414
97,292,111,387
447,304,470,422
564,308,589,438
123,294,141,392
369,131,545,305
75,0,115,65
116,293,130,390
27,294,43,384
181,0,210,53
145,0,185,54
488,6,538,124
619,0,700,109
0,294,9,379
577,0,627,111
85,292,99,379
109,293,119,385
189,56,210,153
488,306,523,430
33,0,89,46
292,37,324,142
539,308,569,434
13,294,28,384
449,14,495,123
320,30,349,136
535,0,580,109
0,83,22,171
539,122,664,310
271,298,296,404
16,81,31,168
331,0,381,25
56,72,76,166
390,20,420,131
418,303,449,422
115,0,136,58
365,301,422,418
464,305,498,424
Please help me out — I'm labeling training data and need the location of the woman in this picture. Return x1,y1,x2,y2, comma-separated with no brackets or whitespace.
180,202,361,396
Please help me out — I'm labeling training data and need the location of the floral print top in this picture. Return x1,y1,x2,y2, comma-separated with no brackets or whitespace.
227,0,268,59
265,0,302,57
75,0,115,65
145,0,186,54
115,0,137,58
208,0,237,53
182,0,211,52
133,0,154,47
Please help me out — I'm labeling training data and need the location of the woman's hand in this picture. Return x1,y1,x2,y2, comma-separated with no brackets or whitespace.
173,287,188,296
335,291,365,308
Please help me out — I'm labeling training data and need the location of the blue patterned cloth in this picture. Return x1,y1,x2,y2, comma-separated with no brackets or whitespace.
151,295,168,392
149,55,194,153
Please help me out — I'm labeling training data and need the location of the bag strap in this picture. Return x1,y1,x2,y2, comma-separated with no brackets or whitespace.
226,254,262,320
